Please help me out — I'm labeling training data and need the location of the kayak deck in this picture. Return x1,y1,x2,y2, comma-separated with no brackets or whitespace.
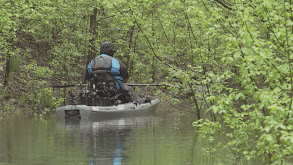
56,99,160,119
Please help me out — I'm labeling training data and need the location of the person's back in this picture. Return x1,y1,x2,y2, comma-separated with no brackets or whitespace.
85,41,129,90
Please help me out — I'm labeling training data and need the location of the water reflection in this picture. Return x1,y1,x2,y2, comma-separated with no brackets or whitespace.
0,110,240,165
56,114,159,165
0,127,11,163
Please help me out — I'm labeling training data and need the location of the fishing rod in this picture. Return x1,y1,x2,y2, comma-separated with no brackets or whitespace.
49,84,88,88
125,83,168,87
50,83,168,88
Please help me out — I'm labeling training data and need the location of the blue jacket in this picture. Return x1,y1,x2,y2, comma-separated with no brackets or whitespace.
87,54,124,89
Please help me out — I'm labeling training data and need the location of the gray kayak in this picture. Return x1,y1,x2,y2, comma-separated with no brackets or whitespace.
56,99,160,119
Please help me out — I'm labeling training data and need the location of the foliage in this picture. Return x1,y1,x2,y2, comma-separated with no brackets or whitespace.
0,0,293,163
189,0,293,164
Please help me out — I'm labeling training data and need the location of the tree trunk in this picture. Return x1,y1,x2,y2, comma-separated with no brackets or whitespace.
87,7,98,64
83,7,97,83
4,56,11,87
126,24,135,71
129,35,138,77
151,12,156,83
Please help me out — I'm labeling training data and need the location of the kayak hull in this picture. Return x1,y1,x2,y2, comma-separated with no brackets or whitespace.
56,99,160,120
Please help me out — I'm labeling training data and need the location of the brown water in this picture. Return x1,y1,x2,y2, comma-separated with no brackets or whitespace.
0,106,237,165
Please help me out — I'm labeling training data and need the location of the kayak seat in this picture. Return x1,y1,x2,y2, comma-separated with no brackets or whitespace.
86,70,119,106
85,70,133,106
90,70,117,91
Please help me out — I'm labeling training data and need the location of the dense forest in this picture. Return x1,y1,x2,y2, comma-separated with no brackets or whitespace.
1,0,293,164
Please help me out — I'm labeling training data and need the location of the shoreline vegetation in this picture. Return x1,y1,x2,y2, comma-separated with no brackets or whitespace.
1,0,293,164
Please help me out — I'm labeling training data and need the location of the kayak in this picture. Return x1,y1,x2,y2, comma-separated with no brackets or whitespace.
56,98,160,119
54,82,165,120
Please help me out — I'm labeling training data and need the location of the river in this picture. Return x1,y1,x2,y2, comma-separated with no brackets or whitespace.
0,105,238,165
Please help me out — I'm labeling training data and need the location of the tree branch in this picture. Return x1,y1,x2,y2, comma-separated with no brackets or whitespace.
213,0,232,10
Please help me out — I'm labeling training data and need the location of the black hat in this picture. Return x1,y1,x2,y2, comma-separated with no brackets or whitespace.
100,41,116,56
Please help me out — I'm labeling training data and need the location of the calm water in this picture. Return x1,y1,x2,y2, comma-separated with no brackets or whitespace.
0,105,236,165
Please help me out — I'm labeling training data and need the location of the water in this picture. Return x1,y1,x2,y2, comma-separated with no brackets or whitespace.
0,106,235,165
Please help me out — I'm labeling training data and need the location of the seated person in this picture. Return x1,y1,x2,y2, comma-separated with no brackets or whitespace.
85,41,129,90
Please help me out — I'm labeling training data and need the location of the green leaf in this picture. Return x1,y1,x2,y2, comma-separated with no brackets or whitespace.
235,92,245,100
233,51,242,59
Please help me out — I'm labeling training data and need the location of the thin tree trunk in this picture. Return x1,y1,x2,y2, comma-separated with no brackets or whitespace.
130,35,138,77
151,56,156,83
83,7,97,84
87,7,98,65
151,12,156,83
4,55,11,87
126,24,135,71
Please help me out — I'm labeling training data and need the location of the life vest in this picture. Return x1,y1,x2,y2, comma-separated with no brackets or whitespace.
87,54,123,89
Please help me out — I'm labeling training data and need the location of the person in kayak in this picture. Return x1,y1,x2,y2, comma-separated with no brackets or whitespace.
85,41,129,90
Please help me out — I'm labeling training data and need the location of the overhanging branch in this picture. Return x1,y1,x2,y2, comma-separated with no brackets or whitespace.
214,0,232,10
